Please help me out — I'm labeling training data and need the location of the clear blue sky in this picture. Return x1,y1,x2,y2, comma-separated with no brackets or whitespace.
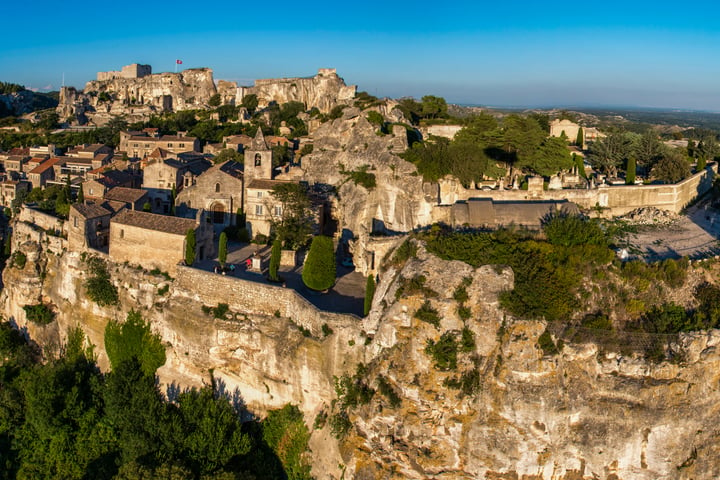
2,0,720,110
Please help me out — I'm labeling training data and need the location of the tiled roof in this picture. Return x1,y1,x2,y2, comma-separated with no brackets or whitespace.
112,210,197,235
28,158,61,175
72,202,112,219
104,187,147,204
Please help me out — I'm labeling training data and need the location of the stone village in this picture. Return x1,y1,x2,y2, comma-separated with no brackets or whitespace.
1,63,716,285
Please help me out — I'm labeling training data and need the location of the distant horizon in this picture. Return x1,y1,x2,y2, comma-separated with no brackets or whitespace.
4,0,720,111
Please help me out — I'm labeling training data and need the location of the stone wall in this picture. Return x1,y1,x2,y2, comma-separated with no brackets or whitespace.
174,265,360,336
440,163,718,217
12,219,66,255
16,206,66,236
108,222,186,276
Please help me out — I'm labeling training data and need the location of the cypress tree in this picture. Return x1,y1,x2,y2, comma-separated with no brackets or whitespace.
697,156,707,172
77,183,85,204
575,127,584,147
218,232,227,268
626,156,636,185
364,274,376,316
574,154,587,179
269,239,281,282
184,229,196,266
170,185,176,216
302,235,336,291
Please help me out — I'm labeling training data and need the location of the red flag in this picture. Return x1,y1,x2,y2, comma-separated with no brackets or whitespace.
176,59,183,64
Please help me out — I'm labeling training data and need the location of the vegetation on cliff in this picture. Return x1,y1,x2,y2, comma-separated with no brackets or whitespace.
0,319,312,480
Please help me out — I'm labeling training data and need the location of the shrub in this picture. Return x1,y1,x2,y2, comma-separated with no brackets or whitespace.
376,375,401,408
13,251,26,269
425,331,458,370
395,274,438,300
364,274,376,316
444,367,481,396
538,329,559,356
321,323,333,337
262,404,312,480
414,301,440,327
460,327,476,352
23,304,54,325
157,284,169,295
388,239,417,267
302,235,336,291
334,364,375,409
212,303,229,319
457,305,471,320
84,256,118,306
329,411,352,439
104,310,166,375
542,212,607,248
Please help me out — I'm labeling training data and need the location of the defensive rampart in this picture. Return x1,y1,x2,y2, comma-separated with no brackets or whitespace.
174,265,360,336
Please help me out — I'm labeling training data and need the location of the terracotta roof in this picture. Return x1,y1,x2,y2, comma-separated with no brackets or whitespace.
104,187,147,204
112,210,197,235
247,179,294,190
8,147,29,156
29,158,61,175
72,202,112,219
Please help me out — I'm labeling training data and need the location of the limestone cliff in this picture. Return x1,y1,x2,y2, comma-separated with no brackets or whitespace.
4,224,720,479
243,69,356,114
57,68,217,124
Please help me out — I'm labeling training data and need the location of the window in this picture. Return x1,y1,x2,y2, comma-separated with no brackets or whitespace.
254,153,262,166
179,143,185,148
73,216,78,228
274,206,282,216
215,183,220,193
120,229,124,239
255,205,263,216
257,191,263,198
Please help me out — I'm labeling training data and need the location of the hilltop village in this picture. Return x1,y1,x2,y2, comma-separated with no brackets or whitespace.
3,64,720,479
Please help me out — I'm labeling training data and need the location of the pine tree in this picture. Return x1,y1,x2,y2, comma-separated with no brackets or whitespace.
575,127,584,147
269,239,281,282
218,232,227,268
626,156,637,185
364,275,376,316
184,229,196,266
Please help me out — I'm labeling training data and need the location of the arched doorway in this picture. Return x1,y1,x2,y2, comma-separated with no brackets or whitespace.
211,202,226,224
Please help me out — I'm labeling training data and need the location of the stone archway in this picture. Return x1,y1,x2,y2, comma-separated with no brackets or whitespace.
211,202,226,224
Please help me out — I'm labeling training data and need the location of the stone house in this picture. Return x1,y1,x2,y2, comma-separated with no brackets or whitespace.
3,155,30,174
119,131,200,159
27,158,62,189
142,157,211,214
83,170,136,200
175,160,244,229
68,203,113,251
109,210,215,276
103,186,148,211
0,179,30,208
223,134,253,152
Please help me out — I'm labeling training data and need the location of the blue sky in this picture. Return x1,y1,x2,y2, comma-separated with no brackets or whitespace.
2,0,720,110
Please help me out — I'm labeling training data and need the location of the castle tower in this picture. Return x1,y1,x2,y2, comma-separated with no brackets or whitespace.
244,129,273,181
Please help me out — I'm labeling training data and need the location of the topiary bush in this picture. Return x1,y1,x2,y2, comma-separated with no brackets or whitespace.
302,235,336,291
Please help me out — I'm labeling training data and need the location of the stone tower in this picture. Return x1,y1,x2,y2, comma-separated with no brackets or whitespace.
244,129,273,181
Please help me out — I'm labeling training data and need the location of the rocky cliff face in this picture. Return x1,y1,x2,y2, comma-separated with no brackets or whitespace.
4,227,720,480
57,68,217,124
246,70,356,113
0,89,58,117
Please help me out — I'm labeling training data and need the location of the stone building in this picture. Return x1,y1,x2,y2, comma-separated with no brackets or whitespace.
175,160,244,230
83,170,136,200
27,158,62,189
142,157,211,214
109,210,215,276
103,187,148,211
0,179,30,208
550,119,604,149
119,131,200,159
68,203,113,251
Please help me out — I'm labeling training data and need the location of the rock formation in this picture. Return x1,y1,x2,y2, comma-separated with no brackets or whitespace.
4,214,720,479
240,68,356,114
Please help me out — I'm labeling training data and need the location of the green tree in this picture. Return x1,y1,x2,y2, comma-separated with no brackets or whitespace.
574,153,587,179
208,94,222,107
261,404,311,480
634,130,663,168
575,126,584,147
170,185,176,216
77,183,84,204
270,183,313,249
143,201,151,212
218,232,228,268
212,148,243,165
302,236,336,291
697,155,707,172
420,95,448,119
185,229,196,266
588,130,634,178
652,150,691,183
241,94,258,113
364,275,376,316
519,136,573,176
104,310,166,376
269,239,281,282
626,156,637,184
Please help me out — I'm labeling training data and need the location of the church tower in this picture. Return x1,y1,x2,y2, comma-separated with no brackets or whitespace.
244,129,273,181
